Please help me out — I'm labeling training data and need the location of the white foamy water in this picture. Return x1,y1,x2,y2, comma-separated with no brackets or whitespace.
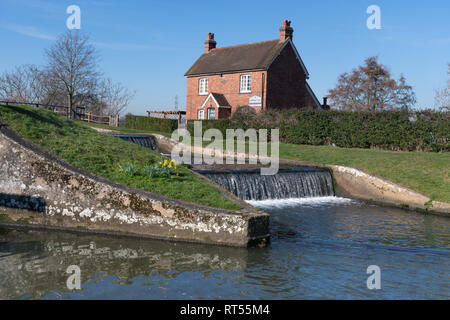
247,196,357,209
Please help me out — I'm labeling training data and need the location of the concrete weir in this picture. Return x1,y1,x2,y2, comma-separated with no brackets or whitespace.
0,125,269,247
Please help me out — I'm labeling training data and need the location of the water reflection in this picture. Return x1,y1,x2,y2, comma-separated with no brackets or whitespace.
0,199,449,299
0,229,248,299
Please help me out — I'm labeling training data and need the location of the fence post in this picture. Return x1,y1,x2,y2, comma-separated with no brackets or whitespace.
88,112,91,122
116,114,119,127
109,115,112,126
67,94,71,120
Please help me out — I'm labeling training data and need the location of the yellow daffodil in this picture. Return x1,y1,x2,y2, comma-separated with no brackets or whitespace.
163,160,168,166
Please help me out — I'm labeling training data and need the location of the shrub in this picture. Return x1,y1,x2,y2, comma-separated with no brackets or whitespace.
187,109,450,152
186,119,232,136
125,115,178,133
231,106,258,128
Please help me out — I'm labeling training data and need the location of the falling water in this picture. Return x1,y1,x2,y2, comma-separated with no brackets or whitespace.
111,135,158,151
203,169,334,201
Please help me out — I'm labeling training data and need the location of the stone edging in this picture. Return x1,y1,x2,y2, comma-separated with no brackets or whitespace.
0,124,270,247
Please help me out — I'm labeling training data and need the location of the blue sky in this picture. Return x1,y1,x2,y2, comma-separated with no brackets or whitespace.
0,0,449,115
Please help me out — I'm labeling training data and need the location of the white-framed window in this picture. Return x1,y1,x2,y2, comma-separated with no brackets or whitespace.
207,108,215,120
199,78,208,95
198,109,204,120
240,74,252,93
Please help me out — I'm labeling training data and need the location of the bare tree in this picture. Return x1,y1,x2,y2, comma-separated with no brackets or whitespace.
45,30,100,113
98,78,135,116
434,64,450,112
328,56,416,112
0,65,45,103
1,31,135,117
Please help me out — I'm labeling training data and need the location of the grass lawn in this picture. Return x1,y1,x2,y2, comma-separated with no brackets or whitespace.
278,144,450,203
0,105,241,210
76,120,172,137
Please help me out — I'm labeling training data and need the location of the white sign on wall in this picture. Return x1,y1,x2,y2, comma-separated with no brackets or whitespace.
249,95,262,107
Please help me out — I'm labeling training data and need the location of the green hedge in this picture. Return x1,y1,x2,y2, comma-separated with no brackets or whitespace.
125,115,178,133
187,110,450,152
186,119,233,136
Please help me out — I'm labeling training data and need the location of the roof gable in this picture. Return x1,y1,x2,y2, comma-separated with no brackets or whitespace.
266,39,310,78
201,93,231,109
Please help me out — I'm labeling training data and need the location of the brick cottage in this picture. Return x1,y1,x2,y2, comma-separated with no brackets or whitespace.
184,20,321,120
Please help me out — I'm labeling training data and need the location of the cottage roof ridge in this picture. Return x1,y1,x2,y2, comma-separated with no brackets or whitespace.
206,38,283,52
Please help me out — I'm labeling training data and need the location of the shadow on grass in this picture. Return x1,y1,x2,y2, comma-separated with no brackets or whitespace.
0,104,63,128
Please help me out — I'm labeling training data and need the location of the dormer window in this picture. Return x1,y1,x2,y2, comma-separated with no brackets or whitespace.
240,74,251,93
199,78,208,95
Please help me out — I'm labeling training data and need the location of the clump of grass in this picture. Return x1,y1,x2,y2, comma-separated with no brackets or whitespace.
144,160,178,178
117,160,179,179
118,163,138,176
424,199,433,209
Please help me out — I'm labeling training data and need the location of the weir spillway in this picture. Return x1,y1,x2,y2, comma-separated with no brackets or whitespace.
111,134,158,151
201,168,335,201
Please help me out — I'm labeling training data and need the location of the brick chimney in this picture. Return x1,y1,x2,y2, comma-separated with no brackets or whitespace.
279,20,293,41
204,32,216,53
322,97,330,110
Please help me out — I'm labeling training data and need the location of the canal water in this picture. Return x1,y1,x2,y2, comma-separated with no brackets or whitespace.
0,197,448,299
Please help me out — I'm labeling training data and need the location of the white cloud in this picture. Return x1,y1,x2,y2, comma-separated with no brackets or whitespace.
93,41,175,51
0,23,56,40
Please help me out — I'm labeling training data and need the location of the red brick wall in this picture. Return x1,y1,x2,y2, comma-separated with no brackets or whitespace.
186,71,266,120
266,42,318,110
185,42,319,120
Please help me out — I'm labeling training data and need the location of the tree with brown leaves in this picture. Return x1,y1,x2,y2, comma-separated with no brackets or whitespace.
328,56,416,112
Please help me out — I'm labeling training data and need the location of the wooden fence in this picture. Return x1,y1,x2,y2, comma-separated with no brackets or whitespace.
0,100,119,127
147,110,186,127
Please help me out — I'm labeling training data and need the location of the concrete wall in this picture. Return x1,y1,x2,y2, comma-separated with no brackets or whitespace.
329,164,450,216
0,125,270,247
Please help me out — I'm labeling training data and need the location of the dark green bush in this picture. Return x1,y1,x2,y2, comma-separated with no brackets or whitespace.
125,115,178,133
186,119,233,136
186,109,449,152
